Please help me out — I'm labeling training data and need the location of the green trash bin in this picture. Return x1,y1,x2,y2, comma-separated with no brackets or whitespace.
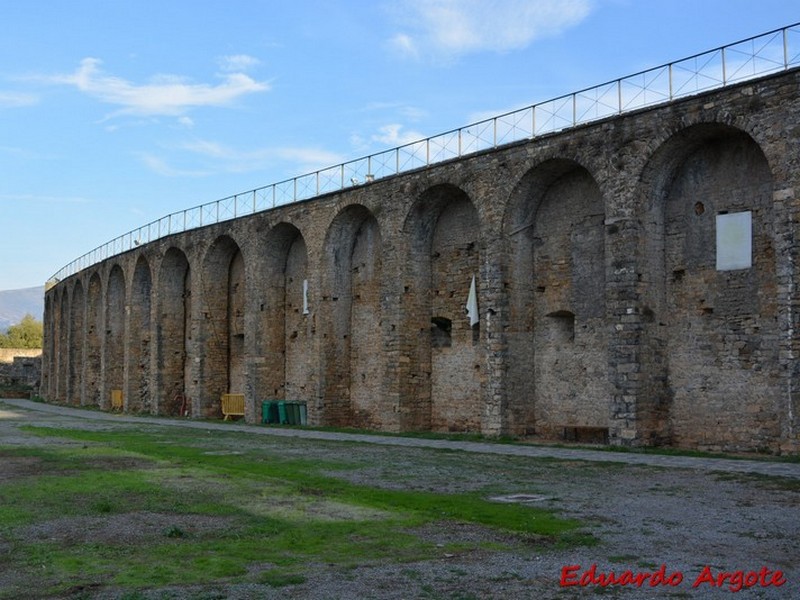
277,401,288,425
287,402,301,425
298,402,308,426
261,401,269,424
261,401,279,424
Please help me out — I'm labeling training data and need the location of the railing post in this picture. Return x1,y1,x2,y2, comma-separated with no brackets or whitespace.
784,27,789,69
722,47,727,85
669,63,673,101
573,93,577,126
493,117,497,147
253,190,257,213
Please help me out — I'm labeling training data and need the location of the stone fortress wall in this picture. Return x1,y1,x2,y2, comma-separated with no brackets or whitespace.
42,68,800,453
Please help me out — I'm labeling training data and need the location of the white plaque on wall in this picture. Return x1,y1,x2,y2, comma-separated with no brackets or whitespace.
716,211,752,271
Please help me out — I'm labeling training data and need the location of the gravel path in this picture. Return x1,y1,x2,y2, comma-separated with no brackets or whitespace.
1,398,799,599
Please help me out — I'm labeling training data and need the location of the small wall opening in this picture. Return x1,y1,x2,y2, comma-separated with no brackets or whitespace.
546,310,575,343
431,316,452,348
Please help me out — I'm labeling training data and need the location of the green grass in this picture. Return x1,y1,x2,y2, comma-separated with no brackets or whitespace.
0,426,590,598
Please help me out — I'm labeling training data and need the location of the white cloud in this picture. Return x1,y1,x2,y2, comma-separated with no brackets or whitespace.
140,139,343,177
217,54,262,73
47,58,269,118
372,124,425,146
389,0,593,61
0,91,38,108
137,153,211,177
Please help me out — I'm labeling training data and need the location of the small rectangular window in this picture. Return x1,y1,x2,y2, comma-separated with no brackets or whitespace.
716,211,752,271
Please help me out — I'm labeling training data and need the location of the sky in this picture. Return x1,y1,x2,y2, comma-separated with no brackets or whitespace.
0,0,798,291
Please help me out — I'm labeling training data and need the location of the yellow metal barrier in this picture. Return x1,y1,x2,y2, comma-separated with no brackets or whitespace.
221,393,245,420
111,389,123,411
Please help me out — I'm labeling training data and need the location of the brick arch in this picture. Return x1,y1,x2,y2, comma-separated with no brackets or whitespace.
639,123,780,451
128,256,152,413
68,280,84,405
402,184,483,432
156,247,191,416
320,204,384,427
85,272,103,406
504,159,608,439
42,294,53,398
55,288,69,403
200,235,246,417
104,265,126,409
260,222,315,410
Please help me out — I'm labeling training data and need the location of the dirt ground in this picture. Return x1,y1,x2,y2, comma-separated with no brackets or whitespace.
1,399,799,599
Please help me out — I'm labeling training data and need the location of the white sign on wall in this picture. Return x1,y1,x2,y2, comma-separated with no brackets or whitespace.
716,211,752,271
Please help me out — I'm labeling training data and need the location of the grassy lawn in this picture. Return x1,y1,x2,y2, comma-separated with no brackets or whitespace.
0,426,591,598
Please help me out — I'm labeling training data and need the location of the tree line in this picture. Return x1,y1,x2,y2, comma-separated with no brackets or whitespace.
0,314,43,349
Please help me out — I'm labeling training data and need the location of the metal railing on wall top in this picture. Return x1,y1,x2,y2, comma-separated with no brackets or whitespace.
46,22,800,288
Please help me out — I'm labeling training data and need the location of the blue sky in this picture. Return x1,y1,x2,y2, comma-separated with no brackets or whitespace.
1,0,797,290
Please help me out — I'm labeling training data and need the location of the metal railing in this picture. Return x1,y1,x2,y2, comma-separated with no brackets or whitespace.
47,22,800,287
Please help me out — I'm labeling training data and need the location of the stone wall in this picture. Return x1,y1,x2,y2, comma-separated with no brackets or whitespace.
42,69,800,454
0,348,41,363
0,353,42,394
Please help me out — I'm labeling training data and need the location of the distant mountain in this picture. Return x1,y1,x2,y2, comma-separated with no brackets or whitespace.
0,286,45,332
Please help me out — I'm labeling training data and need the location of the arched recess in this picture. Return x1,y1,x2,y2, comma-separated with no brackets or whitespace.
403,184,482,432
157,248,191,416
128,257,152,412
68,280,85,405
105,265,126,408
56,290,69,403
42,295,53,398
641,124,779,450
200,236,246,417
85,273,103,406
505,160,607,438
321,205,383,427
262,223,314,405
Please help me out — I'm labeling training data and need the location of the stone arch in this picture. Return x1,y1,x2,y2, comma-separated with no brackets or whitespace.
200,235,246,417
157,247,192,416
504,159,608,438
56,289,69,403
262,223,314,407
403,184,482,432
321,204,384,427
128,256,152,413
68,280,85,405
85,273,103,406
105,265,126,409
640,123,779,451
42,294,53,398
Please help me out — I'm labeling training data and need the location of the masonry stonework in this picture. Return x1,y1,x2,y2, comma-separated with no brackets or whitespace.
42,70,800,454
